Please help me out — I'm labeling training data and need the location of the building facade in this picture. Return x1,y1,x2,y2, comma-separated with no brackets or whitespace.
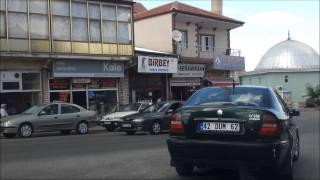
134,1,245,101
0,0,134,115
240,38,320,103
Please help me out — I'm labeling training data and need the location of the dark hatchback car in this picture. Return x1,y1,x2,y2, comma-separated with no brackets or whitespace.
167,86,300,180
120,101,183,135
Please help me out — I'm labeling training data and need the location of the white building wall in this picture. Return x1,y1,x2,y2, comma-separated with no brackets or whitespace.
134,14,173,53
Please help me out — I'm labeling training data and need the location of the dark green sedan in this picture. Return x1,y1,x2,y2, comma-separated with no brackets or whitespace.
167,86,300,180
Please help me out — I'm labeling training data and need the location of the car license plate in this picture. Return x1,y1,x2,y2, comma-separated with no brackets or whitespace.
104,122,111,125
122,123,131,128
199,122,240,132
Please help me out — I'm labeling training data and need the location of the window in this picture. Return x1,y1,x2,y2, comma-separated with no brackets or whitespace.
22,73,40,90
61,104,80,114
0,0,5,11
117,22,130,44
3,82,20,90
8,13,28,38
30,0,48,40
102,5,116,43
8,0,27,12
72,1,88,42
117,7,131,44
0,12,5,37
200,34,214,51
89,3,101,42
180,30,188,48
51,0,70,41
43,104,58,115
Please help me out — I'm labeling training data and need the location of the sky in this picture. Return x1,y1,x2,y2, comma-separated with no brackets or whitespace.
134,0,320,71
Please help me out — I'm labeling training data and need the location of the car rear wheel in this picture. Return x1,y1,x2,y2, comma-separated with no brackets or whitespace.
76,121,88,135
175,164,194,176
60,130,72,135
126,131,136,135
150,121,161,135
105,124,116,132
3,133,16,138
18,123,33,138
278,151,294,180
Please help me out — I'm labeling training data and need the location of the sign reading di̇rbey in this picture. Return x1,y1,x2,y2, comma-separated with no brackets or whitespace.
138,56,178,73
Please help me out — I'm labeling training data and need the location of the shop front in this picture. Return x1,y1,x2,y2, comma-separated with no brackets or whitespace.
50,60,124,115
129,54,178,103
0,71,42,114
170,64,205,101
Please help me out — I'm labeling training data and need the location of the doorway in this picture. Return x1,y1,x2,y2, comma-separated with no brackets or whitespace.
72,91,87,109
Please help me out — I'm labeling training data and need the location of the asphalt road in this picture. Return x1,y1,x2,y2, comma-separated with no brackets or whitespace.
1,110,319,180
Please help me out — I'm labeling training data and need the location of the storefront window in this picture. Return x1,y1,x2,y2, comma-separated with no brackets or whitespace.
49,79,70,90
88,90,117,115
50,92,70,103
22,73,40,90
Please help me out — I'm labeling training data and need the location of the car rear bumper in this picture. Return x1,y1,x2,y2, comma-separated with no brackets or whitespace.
167,137,290,171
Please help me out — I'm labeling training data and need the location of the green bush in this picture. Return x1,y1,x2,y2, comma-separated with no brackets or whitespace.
306,84,320,105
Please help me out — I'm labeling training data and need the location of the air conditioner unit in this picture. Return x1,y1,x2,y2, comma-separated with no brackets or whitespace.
1,71,21,82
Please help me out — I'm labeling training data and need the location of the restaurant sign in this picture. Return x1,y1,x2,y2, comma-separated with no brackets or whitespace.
212,55,245,70
172,64,205,78
138,56,178,73
53,60,124,78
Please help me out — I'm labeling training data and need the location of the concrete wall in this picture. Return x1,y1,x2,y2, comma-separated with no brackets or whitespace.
240,71,320,102
134,14,173,53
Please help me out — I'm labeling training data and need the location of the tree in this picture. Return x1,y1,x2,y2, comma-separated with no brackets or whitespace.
305,84,320,106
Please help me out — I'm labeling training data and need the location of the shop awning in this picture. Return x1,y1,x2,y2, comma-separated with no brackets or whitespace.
170,78,201,87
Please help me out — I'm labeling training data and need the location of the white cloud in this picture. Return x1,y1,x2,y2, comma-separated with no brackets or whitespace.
246,11,304,26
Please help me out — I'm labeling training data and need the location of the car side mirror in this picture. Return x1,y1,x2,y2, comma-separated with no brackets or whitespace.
289,109,300,117
38,111,46,116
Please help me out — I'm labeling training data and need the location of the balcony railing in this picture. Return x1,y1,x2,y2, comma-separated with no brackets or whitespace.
176,43,241,59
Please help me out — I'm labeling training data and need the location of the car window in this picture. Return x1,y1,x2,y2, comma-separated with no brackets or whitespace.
184,87,270,108
139,103,149,110
168,103,182,111
43,104,58,115
143,102,169,113
274,90,289,114
61,104,81,114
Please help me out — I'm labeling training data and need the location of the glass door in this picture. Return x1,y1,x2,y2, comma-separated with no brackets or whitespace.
72,91,87,109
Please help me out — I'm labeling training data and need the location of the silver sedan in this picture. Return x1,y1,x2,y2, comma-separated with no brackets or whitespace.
0,103,97,138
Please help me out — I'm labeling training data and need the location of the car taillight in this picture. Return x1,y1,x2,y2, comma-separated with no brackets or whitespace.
259,114,278,136
170,113,184,134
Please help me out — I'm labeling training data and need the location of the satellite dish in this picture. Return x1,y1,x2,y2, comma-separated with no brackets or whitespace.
172,30,182,42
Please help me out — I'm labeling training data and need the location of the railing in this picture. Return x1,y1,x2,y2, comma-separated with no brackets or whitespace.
176,43,241,58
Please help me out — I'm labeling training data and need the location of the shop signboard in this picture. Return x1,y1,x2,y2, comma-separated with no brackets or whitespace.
212,55,245,70
53,60,124,78
138,56,178,73
172,64,205,78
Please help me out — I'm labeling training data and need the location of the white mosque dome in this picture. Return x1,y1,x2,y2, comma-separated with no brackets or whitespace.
255,38,319,70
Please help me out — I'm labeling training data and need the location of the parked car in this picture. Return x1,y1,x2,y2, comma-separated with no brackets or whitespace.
167,86,300,180
98,102,151,131
120,101,183,135
0,103,97,138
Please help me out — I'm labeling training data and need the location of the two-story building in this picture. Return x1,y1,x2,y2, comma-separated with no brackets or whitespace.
134,0,245,101
0,0,134,114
